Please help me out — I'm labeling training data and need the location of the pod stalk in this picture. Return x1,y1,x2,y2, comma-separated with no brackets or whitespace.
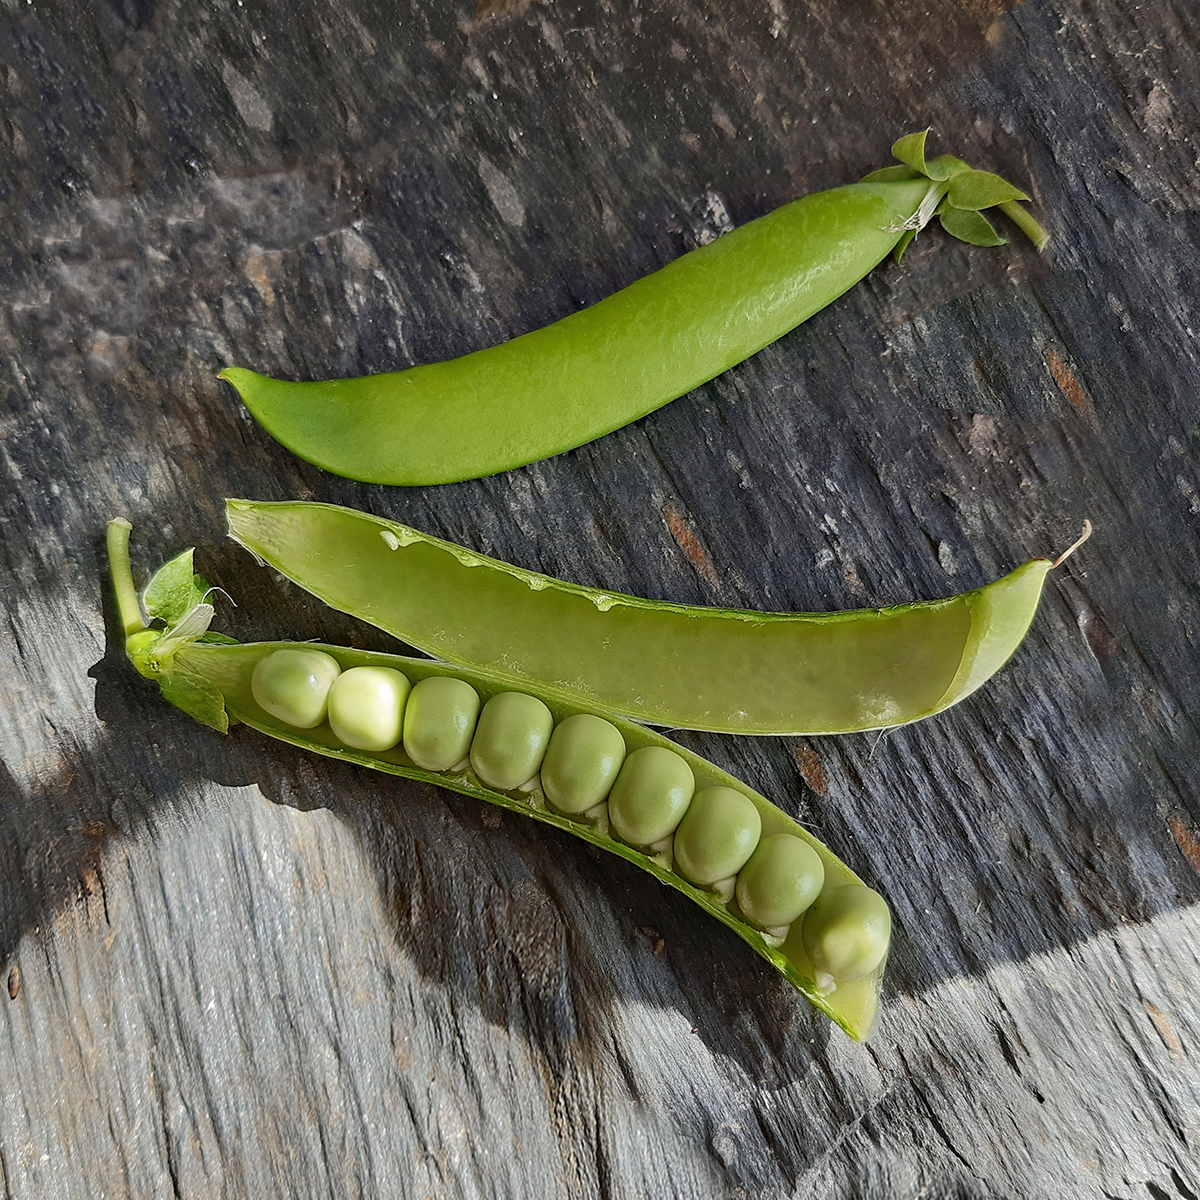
998,200,1050,251
106,518,147,638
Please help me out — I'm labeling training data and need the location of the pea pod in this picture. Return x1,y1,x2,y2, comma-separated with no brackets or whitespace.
227,499,1090,736
107,519,892,1041
219,130,1047,485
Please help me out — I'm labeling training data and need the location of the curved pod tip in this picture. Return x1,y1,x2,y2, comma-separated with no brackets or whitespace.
217,366,258,395
931,521,1092,715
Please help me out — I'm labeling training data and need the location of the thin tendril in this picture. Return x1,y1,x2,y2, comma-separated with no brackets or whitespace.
201,585,238,609
1052,520,1093,569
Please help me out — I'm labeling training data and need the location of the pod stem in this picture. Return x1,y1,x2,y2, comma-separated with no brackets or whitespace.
998,200,1049,252
107,518,147,637
1051,519,1093,569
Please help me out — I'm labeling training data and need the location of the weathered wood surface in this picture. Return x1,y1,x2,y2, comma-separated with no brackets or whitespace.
2,0,1199,1195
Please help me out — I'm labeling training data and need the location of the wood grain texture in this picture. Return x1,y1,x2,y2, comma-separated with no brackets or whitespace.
2,0,1199,1195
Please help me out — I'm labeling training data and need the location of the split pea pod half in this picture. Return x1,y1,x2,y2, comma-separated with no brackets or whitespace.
108,518,892,1040
219,130,1048,485
227,500,1091,737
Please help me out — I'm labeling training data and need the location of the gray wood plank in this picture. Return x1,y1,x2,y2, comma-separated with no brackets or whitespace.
1,0,1198,1195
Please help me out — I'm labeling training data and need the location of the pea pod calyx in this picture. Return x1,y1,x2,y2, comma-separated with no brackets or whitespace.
107,518,892,1041
866,127,1048,260
219,130,1047,486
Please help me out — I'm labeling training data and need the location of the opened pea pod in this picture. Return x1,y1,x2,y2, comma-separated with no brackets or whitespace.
220,130,1047,486
227,499,1091,737
108,519,892,1040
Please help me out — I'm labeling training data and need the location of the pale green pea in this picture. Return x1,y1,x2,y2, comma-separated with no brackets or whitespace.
801,885,891,983
251,648,341,729
328,666,411,752
469,692,554,791
403,676,481,771
608,746,695,848
540,714,627,815
735,834,825,929
672,786,761,886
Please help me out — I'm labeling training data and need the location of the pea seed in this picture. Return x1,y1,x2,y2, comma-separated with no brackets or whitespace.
608,746,695,848
672,786,761,886
541,714,627,815
801,885,891,983
469,692,553,791
328,666,411,752
403,676,481,771
251,648,341,729
735,834,825,929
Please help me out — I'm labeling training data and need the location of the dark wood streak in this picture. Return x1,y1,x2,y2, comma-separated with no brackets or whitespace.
1,0,1199,1195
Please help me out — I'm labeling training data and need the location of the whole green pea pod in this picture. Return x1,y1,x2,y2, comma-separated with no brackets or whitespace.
226,499,1090,737
107,519,892,1040
219,130,1047,486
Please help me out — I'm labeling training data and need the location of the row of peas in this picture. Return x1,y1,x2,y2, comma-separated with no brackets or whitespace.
251,648,889,987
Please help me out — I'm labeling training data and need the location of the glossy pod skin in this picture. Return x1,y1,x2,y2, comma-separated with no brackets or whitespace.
219,132,1047,486
108,520,891,1041
228,498,1056,736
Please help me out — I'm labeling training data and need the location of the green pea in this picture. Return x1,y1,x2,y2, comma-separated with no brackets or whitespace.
402,676,481,771
801,885,891,983
469,691,554,791
251,648,341,729
328,666,411,752
608,746,695,848
672,786,761,886
540,714,627,815
735,834,825,930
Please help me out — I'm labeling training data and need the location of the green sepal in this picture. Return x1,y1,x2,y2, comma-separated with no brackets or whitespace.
891,129,931,175
144,549,210,627
153,603,216,660
874,133,1044,248
861,164,922,183
892,228,918,263
158,671,230,733
925,153,972,180
198,631,240,646
939,206,1008,247
947,169,1028,211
